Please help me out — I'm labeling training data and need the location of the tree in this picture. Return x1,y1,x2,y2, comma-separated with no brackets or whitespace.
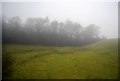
2,16,101,46
50,20,59,33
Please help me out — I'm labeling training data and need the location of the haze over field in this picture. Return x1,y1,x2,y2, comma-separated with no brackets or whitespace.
2,1,118,38
1,0,119,79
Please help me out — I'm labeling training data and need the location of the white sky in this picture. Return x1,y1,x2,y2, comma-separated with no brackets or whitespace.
1,0,119,38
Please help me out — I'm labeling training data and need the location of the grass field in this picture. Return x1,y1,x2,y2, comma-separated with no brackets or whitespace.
3,39,118,79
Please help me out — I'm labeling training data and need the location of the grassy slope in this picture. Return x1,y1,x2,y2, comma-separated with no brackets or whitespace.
3,39,118,79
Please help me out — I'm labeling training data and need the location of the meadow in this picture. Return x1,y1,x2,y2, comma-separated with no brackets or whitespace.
3,39,118,79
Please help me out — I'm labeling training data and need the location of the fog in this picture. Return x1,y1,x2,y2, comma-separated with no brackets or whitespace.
2,1,118,39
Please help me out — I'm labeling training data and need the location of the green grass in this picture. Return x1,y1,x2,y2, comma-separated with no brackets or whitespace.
3,39,118,79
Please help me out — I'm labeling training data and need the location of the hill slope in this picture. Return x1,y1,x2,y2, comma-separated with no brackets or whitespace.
3,39,118,79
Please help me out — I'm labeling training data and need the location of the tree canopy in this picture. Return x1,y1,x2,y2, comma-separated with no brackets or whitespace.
2,16,102,46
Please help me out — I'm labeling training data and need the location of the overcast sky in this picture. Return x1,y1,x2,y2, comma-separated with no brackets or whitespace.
2,0,118,38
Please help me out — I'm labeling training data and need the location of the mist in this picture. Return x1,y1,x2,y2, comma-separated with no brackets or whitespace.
3,16,103,46
1,1,118,79
2,1,118,39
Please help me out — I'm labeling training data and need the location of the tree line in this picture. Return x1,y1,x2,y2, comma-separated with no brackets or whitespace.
2,16,104,46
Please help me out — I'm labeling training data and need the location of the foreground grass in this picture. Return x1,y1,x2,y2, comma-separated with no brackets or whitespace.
3,39,118,79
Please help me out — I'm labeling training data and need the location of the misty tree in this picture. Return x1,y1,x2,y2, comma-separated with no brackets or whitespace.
50,20,59,33
84,24,100,40
72,22,82,39
2,16,102,46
